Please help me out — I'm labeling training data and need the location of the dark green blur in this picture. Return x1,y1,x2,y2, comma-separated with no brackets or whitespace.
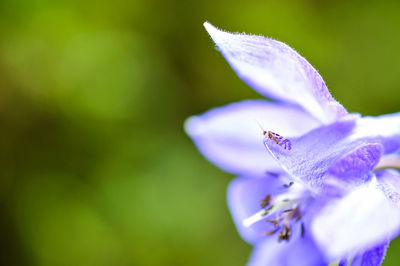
0,0,399,265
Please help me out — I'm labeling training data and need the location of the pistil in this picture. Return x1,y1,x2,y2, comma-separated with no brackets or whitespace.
242,201,290,227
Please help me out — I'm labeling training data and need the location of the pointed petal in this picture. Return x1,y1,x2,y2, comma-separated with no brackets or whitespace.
203,22,347,124
248,234,325,266
185,100,320,176
227,175,287,244
263,115,400,191
311,175,400,260
351,242,388,266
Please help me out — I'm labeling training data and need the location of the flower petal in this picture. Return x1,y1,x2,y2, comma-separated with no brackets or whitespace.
322,143,383,195
311,175,400,260
204,22,347,124
263,115,400,191
350,242,388,266
185,100,320,176
248,234,325,266
375,169,400,205
227,175,287,244
354,112,400,154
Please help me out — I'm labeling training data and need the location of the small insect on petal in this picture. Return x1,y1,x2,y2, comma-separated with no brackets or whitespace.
265,131,292,150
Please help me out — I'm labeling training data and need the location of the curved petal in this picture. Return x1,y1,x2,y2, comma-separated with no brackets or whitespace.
350,242,388,266
322,143,383,195
263,115,400,191
375,169,400,205
227,175,288,244
184,100,320,176
204,22,347,124
354,112,400,154
248,234,326,266
311,174,400,260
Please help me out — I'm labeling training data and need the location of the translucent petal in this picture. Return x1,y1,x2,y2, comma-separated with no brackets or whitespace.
263,115,400,191
322,143,382,195
351,242,388,266
227,175,287,244
185,100,320,176
248,234,325,266
311,175,400,260
204,22,347,124
353,112,400,154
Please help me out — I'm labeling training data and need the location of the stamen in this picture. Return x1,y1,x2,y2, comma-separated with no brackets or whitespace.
266,217,280,227
260,195,272,208
287,206,302,221
243,181,310,243
278,225,291,242
264,228,279,236
284,181,294,188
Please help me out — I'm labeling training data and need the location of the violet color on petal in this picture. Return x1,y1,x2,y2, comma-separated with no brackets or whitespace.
323,143,383,195
185,100,320,176
185,22,400,266
203,22,347,124
375,169,400,205
311,174,400,259
263,115,400,190
248,234,325,266
264,118,381,190
351,243,388,266
227,175,288,244
353,113,400,154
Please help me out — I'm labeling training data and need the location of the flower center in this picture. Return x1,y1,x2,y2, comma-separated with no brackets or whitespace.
242,182,311,242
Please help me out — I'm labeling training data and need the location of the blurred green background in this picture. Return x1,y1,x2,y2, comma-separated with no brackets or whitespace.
0,0,399,265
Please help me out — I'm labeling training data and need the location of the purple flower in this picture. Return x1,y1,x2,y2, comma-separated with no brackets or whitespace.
185,22,400,265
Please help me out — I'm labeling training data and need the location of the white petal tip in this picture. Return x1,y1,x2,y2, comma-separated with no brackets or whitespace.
203,22,227,42
203,22,215,32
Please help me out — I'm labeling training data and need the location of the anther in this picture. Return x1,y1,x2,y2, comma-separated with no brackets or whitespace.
278,225,291,242
284,181,294,188
301,223,305,238
287,206,302,221
260,195,272,208
264,228,279,236
266,218,280,228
